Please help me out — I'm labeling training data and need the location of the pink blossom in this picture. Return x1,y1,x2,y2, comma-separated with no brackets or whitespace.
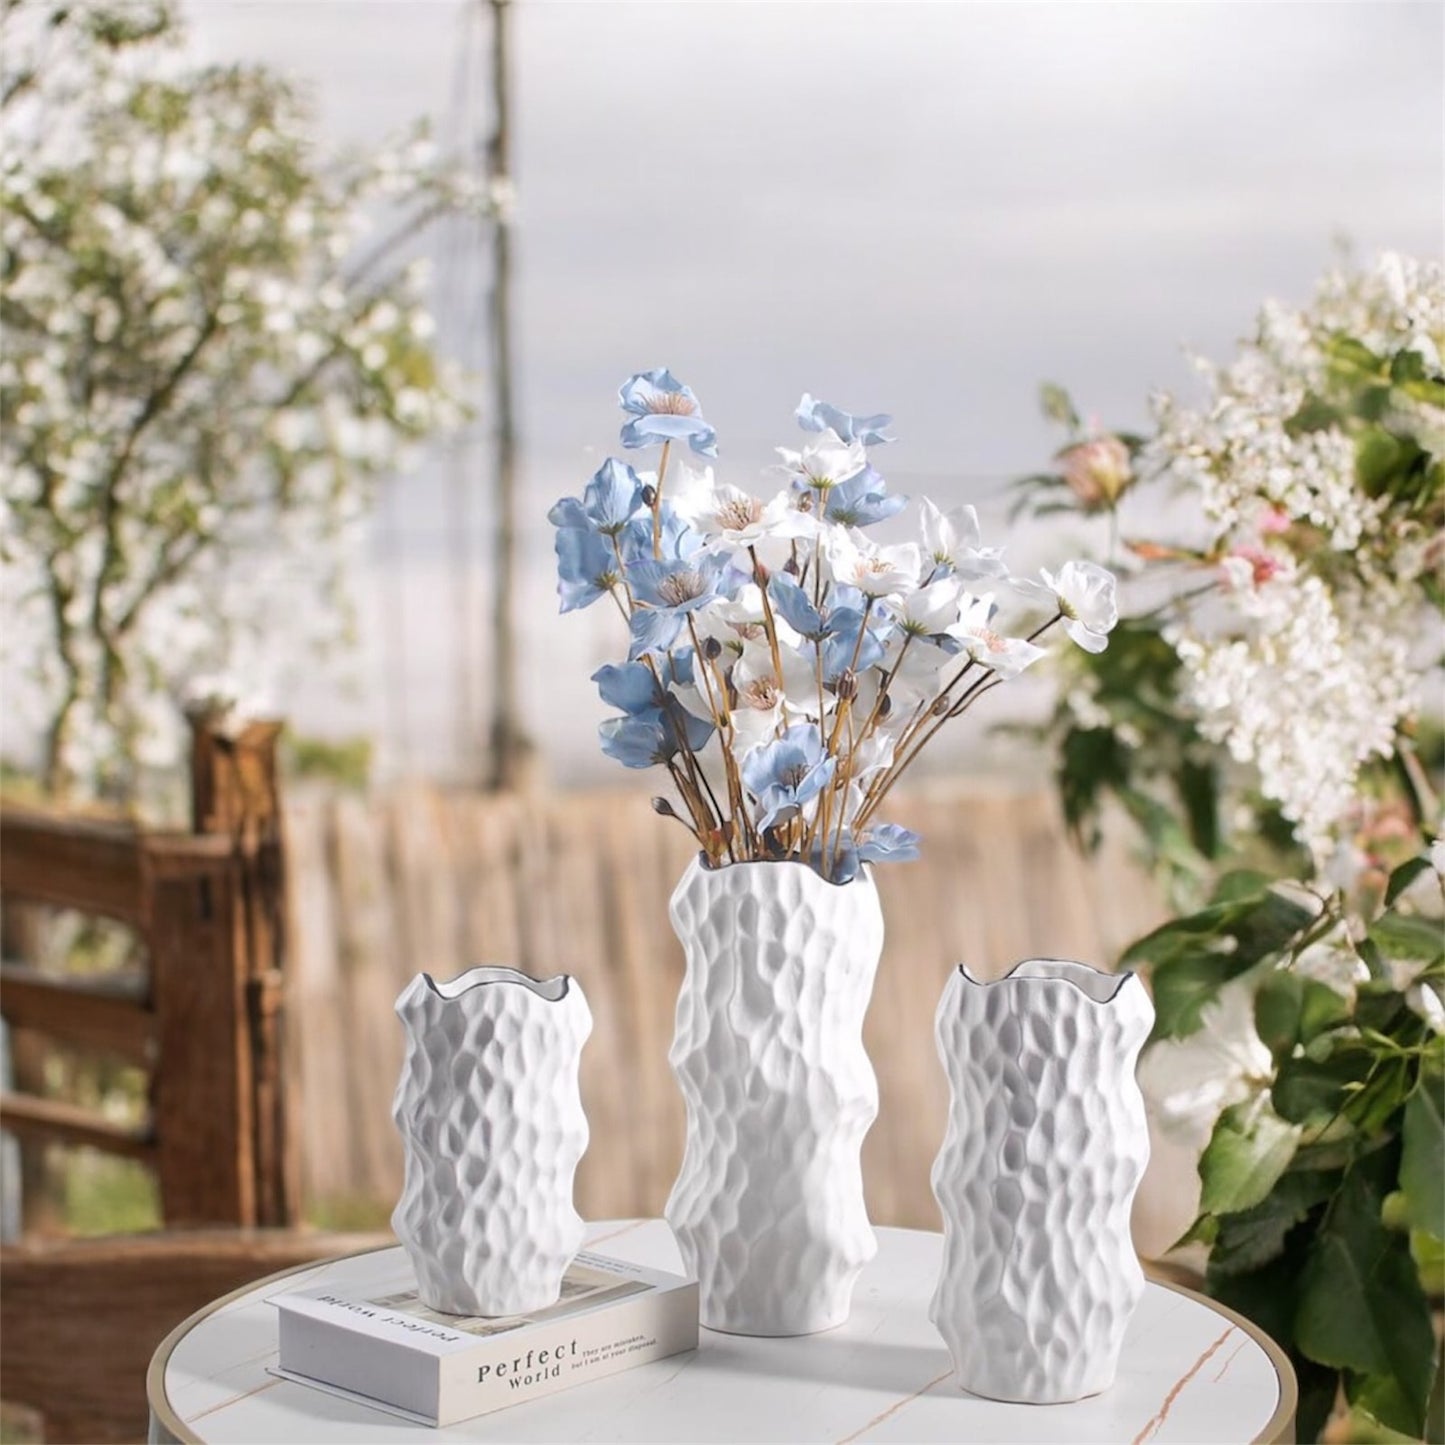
1057,435,1132,509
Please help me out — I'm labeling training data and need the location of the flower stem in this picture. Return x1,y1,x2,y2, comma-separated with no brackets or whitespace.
651,440,672,558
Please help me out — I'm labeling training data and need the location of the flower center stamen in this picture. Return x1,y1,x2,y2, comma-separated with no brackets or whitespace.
647,392,698,416
657,570,704,607
716,496,764,530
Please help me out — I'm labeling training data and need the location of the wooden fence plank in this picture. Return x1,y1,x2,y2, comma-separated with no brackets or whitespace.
149,857,255,1225
0,1092,155,1162
0,808,148,925
0,965,152,1067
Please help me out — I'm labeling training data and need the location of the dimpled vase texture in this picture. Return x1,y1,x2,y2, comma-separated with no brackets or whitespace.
391,966,591,1316
665,856,882,1336
929,959,1153,1403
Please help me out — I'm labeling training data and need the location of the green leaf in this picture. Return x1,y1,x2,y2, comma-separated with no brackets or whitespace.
1342,1394,1421,1444
1207,1217,1313,1360
1177,757,1220,857
1296,1170,1436,1438
1199,1104,1301,1216
1148,955,1253,1041
1273,1051,1363,1125
1210,869,1273,905
1298,980,1351,1044
1255,971,1303,1058
1385,856,1434,907
1368,911,1445,965
1124,884,1317,1042
1209,1169,1337,1276
1038,381,1080,431
1400,1071,1445,1238
1410,1229,1445,1297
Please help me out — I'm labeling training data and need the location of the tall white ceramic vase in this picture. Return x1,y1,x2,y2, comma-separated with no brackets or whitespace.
665,856,883,1336
930,959,1152,1403
392,966,591,1316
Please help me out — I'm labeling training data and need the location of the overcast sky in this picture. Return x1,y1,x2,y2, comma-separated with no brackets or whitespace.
183,1,1444,781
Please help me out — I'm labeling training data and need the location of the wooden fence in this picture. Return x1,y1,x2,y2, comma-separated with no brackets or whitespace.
0,717,296,1229
285,781,1166,1230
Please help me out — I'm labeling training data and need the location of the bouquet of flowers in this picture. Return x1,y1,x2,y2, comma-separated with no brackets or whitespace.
549,370,1117,880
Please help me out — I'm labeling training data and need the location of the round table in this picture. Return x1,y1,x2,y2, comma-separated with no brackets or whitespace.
149,1220,1295,1444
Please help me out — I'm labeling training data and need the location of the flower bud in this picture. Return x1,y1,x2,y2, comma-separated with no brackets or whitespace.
752,559,771,585
652,796,678,818
836,670,858,701
702,635,723,661
1057,436,1132,510
784,554,801,576
932,696,952,716
878,693,892,718
640,484,658,508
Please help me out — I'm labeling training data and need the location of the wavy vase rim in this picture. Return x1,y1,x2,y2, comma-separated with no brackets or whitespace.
952,957,1140,1006
413,965,573,1004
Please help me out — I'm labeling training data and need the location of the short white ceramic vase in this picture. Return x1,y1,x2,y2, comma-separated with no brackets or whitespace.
930,959,1152,1404
665,856,883,1336
391,966,591,1316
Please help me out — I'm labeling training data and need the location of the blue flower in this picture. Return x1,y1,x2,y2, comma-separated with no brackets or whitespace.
819,608,886,681
592,662,660,714
625,554,738,659
619,369,717,457
857,824,921,864
768,572,825,638
822,465,907,528
548,458,646,536
769,575,888,678
816,587,890,681
809,822,920,882
741,723,836,831
592,653,696,713
599,705,714,769
617,501,702,565
796,394,894,446
554,526,619,612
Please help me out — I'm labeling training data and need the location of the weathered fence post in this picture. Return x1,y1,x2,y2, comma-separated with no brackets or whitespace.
186,712,297,1226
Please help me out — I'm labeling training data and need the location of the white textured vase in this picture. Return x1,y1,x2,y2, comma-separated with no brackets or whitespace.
929,959,1153,1404
665,856,882,1336
391,966,591,1316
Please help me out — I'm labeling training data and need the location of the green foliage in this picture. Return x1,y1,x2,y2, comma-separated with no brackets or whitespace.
283,732,373,791
1148,865,1445,1441
1122,874,1317,1040
1196,1103,1300,1215
1043,619,1269,902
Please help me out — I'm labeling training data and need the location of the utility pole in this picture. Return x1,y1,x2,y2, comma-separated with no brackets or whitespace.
484,0,531,790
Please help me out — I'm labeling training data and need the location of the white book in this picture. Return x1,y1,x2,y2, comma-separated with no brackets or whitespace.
272,1250,699,1427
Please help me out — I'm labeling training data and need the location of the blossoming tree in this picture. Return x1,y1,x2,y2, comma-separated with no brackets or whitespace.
0,0,476,796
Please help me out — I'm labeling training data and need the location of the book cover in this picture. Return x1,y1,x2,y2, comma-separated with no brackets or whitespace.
271,1250,698,1426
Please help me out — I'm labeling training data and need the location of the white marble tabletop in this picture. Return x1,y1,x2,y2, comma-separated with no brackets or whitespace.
148,1219,1294,1444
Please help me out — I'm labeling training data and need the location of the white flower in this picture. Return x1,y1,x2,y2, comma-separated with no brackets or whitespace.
1017,559,1118,653
691,481,816,563
823,528,922,599
1407,982,1445,1035
947,594,1046,678
1137,979,1274,1150
728,640,816,745
894,576,965,637
1172,577,1415,859
918,499,1008,582
773,430,868,493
